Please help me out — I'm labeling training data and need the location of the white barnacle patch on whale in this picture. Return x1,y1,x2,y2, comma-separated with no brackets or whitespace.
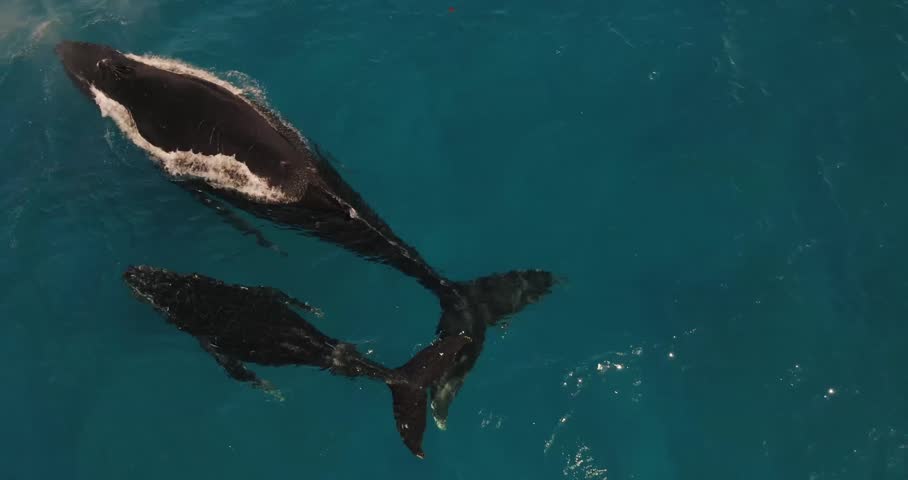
89,85,291,203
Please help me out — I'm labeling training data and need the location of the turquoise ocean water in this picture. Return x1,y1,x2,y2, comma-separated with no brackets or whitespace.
2,1,907,479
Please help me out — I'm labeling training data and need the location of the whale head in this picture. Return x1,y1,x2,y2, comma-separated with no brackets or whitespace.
55,40,135,98
123,265,182,310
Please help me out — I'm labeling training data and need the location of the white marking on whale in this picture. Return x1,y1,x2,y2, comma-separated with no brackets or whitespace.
90,85,292,204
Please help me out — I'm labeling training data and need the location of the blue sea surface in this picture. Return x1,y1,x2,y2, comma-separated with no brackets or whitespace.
2,0,907,479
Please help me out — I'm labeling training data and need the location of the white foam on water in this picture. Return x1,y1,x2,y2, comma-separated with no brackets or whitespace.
90,85,292,204
225,69,268,104
125,53,250,98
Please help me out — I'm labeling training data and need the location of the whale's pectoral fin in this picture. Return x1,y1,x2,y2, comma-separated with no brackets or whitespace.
198,338,260,383
198,338,283,400
188,188,287,257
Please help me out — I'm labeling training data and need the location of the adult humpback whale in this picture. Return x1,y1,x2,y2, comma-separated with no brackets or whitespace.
123,265,471,458
56,40,556,427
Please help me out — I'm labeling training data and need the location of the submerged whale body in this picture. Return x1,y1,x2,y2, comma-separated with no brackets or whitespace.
123,265,471,458
56,40,557,427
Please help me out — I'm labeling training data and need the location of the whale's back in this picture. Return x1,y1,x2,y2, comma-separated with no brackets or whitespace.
99,56,315,202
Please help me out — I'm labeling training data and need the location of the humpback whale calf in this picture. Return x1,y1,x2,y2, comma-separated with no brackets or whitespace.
56,41,557,427
123,265,471,458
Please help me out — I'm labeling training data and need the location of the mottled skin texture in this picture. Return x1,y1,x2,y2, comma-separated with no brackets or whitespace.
58,40,557,428
123,265,470,458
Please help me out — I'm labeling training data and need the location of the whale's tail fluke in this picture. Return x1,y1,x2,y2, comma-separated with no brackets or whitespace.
430,269,557,429
458,269,558,326
387,335,473,458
